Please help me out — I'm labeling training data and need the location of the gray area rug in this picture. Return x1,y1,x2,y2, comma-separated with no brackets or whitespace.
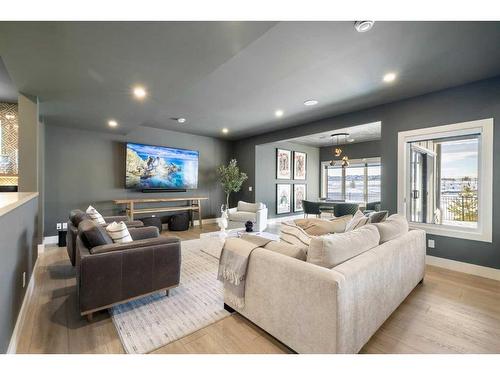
110,239,230,354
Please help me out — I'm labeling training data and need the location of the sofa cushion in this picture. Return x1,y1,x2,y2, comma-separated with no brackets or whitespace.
373,214,409,243
70,209,91,227
366,210,389,224
280,221,312,251
294,215,353,236
237,201,265,213
345,210,369,232
86,205,106,225
307,224,380,268
79,219,113,249
106,221,133,244
263,241,307,261
228,210,257,222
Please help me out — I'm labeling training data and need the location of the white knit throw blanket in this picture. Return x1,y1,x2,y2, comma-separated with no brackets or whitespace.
217,235,272,308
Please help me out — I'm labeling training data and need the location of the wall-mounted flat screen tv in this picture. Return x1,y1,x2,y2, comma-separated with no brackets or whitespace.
126,142,199,190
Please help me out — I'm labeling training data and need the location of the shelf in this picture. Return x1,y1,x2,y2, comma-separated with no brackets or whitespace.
127,206,200,215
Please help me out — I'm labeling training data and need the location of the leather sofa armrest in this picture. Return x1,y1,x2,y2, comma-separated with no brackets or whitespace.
128,226,160,241
91,236,179,254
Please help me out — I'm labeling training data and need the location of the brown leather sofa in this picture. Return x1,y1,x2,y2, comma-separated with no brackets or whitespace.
66,209,144,266
76,219,181,320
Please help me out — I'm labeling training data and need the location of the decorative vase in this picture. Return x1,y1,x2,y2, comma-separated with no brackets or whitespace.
218,204,228,232
245,221,254,232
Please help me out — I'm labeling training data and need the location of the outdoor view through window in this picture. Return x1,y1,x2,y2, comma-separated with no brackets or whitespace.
409,135,479,228
326,159,381,202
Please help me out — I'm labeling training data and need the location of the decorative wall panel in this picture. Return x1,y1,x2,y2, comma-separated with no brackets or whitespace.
0,102,19,186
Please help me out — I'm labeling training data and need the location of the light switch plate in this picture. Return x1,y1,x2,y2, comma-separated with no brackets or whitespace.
62,222,68,230
249,186,253,192
56,223,62,230
428,239,435,248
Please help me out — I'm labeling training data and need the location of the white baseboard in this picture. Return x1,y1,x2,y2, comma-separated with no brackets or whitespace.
7,257,39,354
194,218,217,227
43,235,58,245
426,255,500,281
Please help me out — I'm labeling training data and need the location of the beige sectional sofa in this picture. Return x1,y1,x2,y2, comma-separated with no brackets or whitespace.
223,215,426,353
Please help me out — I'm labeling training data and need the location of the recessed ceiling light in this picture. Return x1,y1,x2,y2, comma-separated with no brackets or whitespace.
108,120,118,127
383,72,397,83
354,21,375,33
222,128,229,134
304,99,318,106
177,117,186,124
133,86,147,99
275,109,284,118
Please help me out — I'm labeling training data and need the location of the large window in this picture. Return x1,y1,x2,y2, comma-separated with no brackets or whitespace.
321,157,381,203
398,118,493,242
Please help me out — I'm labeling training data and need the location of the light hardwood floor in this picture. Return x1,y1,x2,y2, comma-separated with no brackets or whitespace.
15,223,500,354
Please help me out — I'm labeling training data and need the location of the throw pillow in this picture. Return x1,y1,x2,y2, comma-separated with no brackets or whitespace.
294,215,353,236
367,210,389,224
307,224,380,268
86,205,106,225
79,219,113,249
263,241,307,261
345,210,369,232
373,214,409,243
279,221,311,253
106,221,133,243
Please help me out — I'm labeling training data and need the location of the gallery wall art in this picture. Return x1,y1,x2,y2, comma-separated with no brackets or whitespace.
293,151,307,180
276,148,292,179
293,184,306,212
276,183,291,214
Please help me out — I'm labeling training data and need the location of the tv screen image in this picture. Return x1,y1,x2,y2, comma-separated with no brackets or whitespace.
126,142,199,190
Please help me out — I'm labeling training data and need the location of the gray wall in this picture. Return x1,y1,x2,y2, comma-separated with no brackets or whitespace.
44,125,231,236
319,140,381,162
255,141,319,218
0,196,38,353
233,76,500,270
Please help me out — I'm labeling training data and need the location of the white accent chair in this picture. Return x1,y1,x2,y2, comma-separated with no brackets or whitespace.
227,201,268,232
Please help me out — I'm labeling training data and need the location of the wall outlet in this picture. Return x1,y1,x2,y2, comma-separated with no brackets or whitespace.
248,186,253,192
56,223,62,230
62,222,68,230
22,272,26,288
428,239,435,248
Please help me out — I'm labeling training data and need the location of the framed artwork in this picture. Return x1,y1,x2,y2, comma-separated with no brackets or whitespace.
276,148,292,179
293,184,307,212
293,151,307,180
276,184,292,214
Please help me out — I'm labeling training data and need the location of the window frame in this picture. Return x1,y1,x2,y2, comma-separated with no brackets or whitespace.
321,157,381,203
397,118,493,242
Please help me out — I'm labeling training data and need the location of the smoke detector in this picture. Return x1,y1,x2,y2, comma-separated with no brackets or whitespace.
354,21,375,33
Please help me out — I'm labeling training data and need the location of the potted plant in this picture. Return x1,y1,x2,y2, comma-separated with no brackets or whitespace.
217,159,248,211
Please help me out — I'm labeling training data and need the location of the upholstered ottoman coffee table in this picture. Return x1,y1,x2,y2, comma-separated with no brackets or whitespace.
199,228,279,259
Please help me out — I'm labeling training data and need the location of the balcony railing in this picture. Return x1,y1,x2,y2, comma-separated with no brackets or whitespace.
440,195,478,222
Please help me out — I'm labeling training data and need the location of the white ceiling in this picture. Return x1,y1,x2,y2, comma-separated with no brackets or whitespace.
288,121,381,147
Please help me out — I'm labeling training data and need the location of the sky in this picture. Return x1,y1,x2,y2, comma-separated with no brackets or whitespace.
440,138,478,178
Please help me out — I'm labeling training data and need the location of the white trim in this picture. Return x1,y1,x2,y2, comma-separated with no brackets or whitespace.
43,235,58,245
7,258,39,354
193,218,218,226
426,255,500,281
398,118,493,242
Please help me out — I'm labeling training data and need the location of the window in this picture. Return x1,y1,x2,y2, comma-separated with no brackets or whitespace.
321,157,381,203
398,118,493,242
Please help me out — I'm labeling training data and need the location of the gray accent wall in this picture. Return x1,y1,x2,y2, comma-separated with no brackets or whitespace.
319,140,381,162
0,196,38,353
44,125,231,236
233,76,500,270
255,141,319,218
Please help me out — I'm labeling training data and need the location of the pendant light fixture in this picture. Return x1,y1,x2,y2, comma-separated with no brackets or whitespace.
330,132,350,168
